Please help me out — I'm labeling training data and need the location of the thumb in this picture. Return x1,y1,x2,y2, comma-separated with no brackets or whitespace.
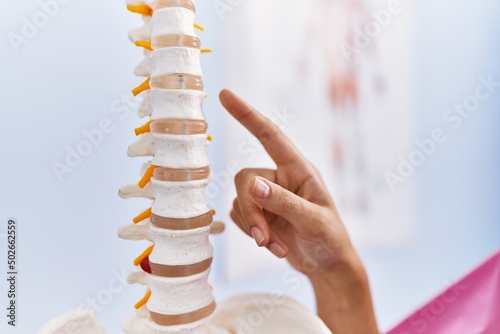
249,176,319,232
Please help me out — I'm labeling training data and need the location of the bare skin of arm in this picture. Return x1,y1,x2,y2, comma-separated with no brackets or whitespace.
219,89,378,334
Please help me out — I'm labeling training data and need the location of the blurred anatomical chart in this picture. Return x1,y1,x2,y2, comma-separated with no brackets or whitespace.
221,0,416,281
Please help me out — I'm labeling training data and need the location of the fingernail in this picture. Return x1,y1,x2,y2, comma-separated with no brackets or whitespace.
251,227,265,246
252,177,270,200
270,243,286,258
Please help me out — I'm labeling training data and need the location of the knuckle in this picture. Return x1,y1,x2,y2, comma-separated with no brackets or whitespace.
303,164,319,179
234,168,252,184
230,209,238,222
257,123,279,146
309,164,320,176
233,199,240,212
301,165,322,187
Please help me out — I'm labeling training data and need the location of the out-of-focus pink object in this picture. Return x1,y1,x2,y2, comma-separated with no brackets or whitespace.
387,250,500,334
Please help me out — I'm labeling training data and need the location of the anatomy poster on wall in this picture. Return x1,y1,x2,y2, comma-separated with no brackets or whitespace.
218,0,417,281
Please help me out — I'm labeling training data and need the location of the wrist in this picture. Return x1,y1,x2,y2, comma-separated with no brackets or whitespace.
309,248,366,287
307,244,362,281
308,248,373,314
308,249,379,334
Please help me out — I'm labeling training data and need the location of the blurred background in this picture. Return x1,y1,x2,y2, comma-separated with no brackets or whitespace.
0,0,499,333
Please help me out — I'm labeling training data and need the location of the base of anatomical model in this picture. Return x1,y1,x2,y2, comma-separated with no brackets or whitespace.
38,294,331,334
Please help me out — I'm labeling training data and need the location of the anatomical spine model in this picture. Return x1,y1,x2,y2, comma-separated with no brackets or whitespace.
118,1,221,333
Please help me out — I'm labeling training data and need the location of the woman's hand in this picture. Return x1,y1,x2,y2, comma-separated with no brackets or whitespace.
220,89,379,334
219,89,354,277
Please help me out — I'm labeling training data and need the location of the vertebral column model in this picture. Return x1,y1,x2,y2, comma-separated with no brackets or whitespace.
119,1,217,333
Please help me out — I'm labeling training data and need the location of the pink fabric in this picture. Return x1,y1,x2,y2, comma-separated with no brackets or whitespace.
387,250,500,334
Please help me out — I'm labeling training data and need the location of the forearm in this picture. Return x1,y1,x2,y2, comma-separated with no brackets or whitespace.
310,251,378,334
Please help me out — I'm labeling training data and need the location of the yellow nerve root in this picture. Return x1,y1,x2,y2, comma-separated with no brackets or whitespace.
127,4,153,16
132,78,150,96
134,290,152,309
194,23,205,31
138,164,157,188
135,121,152,136
201,49,213,53
135,40,152,51
133,207,152,224
211,209,216,216
134,244,154,266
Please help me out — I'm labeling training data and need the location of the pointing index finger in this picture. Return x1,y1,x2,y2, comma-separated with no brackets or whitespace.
219,89,304,167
